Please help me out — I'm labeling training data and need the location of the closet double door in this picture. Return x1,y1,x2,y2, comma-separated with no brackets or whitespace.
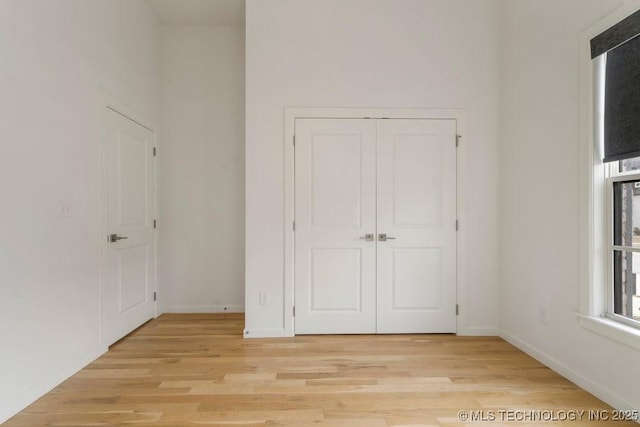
294,118,457,334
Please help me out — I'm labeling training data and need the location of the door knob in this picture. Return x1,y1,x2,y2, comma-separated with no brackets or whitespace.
378,234,396,242
109,233,128,243
359,234,374,241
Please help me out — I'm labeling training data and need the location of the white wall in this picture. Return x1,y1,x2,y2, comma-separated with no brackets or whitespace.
500,0,640,410
245,0,501,336
159,25,245,313
0,0,160,422
8,0,638,421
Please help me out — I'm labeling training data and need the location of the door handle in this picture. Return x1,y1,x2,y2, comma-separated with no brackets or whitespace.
109,233,128,243
378,234,396,242
359,234,374,241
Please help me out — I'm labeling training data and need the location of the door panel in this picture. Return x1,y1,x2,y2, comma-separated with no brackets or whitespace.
118,245,149,312
310,248,362,311
118,132,148,225
102,108,156,346
391,248,442,310
392,134,442,226
311,134,362,226
376,119,457,333
294,119,377,334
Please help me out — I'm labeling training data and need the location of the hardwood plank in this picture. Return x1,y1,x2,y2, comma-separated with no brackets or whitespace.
3,313,636,426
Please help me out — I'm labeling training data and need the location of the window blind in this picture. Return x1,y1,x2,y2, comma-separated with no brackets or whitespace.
591,9,640,163
603,34,640,163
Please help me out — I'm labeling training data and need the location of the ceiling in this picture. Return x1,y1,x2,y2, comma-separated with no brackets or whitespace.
146,0,245,26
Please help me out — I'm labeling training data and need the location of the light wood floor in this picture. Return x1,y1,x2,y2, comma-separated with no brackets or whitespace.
4,313,636,426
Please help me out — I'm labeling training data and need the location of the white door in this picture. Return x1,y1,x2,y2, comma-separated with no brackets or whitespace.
102,107,156,346
294,119,377,334
376,119,457,333
294,118,457,334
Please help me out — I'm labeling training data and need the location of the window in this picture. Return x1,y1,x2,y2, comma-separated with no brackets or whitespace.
592,9,640,330
607,162,640,326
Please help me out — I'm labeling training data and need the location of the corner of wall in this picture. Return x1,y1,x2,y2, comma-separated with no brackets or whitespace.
0,345,107,424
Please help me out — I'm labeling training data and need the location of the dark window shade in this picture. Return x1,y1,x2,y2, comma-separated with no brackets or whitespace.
591,8,640,59
604,34,640,163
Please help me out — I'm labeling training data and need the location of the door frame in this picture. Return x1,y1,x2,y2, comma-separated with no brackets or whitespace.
284,107,469,336
99,95,158,346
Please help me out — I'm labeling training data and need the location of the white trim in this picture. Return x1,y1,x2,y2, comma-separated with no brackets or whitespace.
283,107,469,337
578,46,597,316
243,328,288,338
153,128,161,318
98,95,159,346
99,100,110,345
580,315,640,351
461,326,498,336
604,312,640,331
165,305,245,313
500,329,639,411
0,346,106,424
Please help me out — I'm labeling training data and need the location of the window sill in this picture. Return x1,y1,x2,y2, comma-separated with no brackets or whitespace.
578,314,640,351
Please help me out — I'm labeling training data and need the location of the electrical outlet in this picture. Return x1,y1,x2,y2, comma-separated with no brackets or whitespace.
259,291,270,305
57,200,72,218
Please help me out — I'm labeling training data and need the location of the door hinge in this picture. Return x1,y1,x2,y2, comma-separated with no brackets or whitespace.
293,306,296,317
293,135,296,146
456,304,459,315
293,221,295,231
153,147,157,156
153,219,157,229
153,291,157,302
456,220,459,231
456,134,461,147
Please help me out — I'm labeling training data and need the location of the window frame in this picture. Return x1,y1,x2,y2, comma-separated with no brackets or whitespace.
579,5,640,349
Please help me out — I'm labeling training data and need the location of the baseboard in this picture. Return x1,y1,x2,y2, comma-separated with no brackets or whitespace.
243,328,287,338
500,330,638,412
244,325,496,338
0,345,107,424
165,305,244,313
458,325,498,336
